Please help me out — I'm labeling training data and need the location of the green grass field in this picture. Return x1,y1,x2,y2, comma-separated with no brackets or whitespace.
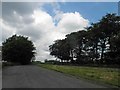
39,64,120,87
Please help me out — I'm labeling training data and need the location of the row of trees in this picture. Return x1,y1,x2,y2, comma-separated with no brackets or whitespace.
49,13,120,65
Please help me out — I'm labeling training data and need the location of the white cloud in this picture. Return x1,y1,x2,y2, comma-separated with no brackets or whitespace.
57,12,89,34
2,2,89,62
2,19,16,41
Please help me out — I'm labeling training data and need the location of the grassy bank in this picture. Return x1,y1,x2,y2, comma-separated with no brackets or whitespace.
39,64,120,87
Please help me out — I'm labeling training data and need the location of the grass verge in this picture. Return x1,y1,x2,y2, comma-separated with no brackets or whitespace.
38,64,120,87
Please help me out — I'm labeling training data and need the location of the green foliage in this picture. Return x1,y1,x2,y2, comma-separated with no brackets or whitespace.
49,13,120,65
2,35,36,65
49,39,71,62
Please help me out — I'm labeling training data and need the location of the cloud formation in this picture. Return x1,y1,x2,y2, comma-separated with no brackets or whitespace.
2,2,89,61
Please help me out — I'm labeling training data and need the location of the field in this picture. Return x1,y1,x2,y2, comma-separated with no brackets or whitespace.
39,64,120,87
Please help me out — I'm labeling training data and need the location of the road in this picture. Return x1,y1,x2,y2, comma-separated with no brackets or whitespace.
2,65,112,88
0,69,2,89
0,63,2,89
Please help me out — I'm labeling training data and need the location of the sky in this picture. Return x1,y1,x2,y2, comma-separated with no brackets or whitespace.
1,1,119,62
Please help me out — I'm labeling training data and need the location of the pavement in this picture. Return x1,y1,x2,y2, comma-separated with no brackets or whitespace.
0,62,2,89
2,65,114,88
0,69,2,89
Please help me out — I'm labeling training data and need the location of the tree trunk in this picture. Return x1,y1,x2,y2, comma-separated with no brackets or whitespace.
70,50,74,64
100,39,106,64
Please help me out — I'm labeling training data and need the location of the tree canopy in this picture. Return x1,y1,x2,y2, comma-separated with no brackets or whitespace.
2,35,36,65
49,13,120,65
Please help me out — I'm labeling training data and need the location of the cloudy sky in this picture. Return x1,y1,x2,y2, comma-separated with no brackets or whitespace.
1,1,118,61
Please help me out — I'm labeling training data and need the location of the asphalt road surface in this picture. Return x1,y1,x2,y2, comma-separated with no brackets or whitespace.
0,69,2,89
2,65,113,88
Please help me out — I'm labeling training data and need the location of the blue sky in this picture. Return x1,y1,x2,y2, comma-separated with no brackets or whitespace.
43,2,118,24
2,2,119,61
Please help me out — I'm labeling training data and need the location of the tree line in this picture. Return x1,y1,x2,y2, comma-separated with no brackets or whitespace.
49,13,120,65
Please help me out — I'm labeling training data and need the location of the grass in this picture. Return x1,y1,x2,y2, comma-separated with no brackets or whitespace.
38,64,120,87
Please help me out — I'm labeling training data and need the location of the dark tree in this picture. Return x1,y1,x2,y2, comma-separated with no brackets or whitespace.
98,14,119,61
49,13,120,66
49,39,71,63
2,35,36,65
106,31,120,64
66,32,79,63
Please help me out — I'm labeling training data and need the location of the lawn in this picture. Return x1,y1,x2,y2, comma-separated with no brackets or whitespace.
39,64,120,87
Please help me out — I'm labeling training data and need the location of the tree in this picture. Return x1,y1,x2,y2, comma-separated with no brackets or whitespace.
49,13,120,66
65,30,87,64
98,13,120,63
2,35,36,65
105,31,120,64
50,39,71,63
85,25,100,63
66,32,79,63
86,13,120,64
